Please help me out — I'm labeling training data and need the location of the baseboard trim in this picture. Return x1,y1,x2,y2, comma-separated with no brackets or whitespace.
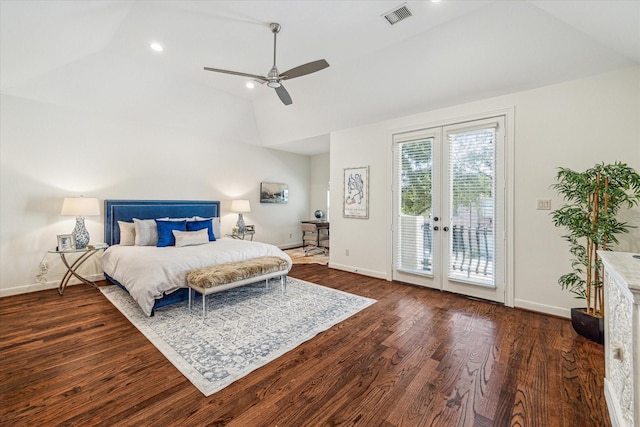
328,262,388,280
514,299,570,319
0,274,105,297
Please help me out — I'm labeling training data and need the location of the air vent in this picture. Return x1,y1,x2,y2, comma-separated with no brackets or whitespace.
382,4,413,26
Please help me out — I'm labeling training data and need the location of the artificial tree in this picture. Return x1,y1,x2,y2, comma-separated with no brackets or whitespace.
551,161,640,319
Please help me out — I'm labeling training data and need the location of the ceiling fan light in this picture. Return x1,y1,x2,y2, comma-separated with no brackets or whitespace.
267,81,281,88
246,81,255,89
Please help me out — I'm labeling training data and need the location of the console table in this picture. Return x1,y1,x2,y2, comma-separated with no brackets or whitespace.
600,251,640,427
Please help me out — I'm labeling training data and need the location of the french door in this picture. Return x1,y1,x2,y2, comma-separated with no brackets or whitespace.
392,116,506,303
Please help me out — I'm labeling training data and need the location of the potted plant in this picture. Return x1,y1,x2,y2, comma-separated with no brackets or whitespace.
551,161,640,344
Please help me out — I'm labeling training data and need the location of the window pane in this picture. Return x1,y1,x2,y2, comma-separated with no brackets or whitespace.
395,138,433,273
448,127,495,285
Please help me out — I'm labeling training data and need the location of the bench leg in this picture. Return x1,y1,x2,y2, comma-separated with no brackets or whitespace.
281,274,286,293
188,287,192,311
202,293,206,317
265,278,270,290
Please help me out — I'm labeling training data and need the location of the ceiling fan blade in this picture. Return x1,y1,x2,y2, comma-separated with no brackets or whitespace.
275,84,292,105
281,59,329,80
203,67,267,82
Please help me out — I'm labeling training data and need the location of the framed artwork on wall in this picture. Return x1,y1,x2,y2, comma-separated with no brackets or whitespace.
343,166,369,219
260,182,289,204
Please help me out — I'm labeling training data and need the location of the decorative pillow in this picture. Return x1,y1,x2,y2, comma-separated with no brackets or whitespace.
173,229,209,247
155,220,187,247
194,216,221,239
133,218,158,246
118,221,135,246
186,219,216,241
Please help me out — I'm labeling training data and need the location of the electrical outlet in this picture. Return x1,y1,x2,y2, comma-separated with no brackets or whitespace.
345,249,350,256
536,199,551,210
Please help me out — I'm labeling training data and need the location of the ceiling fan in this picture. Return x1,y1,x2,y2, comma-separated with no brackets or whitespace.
204,23,329,106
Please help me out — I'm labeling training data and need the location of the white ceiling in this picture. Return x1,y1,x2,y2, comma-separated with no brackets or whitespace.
1,1,639,155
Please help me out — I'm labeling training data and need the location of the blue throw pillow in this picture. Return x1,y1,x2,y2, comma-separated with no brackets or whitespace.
155,220,187,247
186,219,216,241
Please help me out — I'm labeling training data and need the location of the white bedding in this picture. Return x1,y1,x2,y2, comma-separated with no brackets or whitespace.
102,238,293,316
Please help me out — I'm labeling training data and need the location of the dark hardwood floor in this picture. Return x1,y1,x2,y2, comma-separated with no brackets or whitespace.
1,264,609,426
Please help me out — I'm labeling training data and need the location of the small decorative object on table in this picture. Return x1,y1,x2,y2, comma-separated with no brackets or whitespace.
227,225,255,241
57,234,75,251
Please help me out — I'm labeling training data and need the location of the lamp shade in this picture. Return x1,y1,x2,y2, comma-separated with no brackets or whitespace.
230,199,251,213
61,197,100,216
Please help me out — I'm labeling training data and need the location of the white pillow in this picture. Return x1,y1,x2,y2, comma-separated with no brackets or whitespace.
172,228,209,247
157,217,191,222
118,221,135,246
194,216,222,239
133,218,159,246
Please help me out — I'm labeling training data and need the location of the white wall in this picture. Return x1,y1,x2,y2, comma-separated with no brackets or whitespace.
329,66,640,318
0,94,311,296
309,153,330,221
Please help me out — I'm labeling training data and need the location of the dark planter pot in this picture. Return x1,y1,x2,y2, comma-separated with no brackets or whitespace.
570,308,604,344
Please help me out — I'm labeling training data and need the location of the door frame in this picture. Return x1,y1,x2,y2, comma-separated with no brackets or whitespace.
387,107,515,307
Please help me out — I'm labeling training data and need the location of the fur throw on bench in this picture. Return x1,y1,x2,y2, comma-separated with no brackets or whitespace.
186,256,289,289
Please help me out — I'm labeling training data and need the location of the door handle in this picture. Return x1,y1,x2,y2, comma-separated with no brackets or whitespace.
433,226,439,231
443,226,449,232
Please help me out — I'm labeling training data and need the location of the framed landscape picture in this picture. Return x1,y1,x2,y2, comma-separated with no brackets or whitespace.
343,166,369,219
260,182,288,204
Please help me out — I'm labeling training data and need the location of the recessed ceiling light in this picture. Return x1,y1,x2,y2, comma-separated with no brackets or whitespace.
246,82,255,89
150,42,163,52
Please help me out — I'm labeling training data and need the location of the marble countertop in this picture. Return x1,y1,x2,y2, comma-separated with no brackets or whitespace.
599,251,640,293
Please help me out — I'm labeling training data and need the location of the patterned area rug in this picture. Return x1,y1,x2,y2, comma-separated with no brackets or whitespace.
100,278,375,396
284,247,329,265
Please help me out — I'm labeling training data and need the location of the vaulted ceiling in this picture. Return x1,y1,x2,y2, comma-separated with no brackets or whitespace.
1,1,638,155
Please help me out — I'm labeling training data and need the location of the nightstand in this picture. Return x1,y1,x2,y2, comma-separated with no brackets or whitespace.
49,244,108,295
226,225,255,241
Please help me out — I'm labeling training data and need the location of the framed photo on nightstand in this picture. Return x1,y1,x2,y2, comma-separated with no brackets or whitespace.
57,234,76,251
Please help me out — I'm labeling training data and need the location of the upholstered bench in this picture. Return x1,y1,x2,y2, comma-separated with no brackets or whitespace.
186,256,289,316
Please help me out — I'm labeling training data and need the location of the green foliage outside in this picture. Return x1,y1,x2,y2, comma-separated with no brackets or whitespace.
399,131,494,218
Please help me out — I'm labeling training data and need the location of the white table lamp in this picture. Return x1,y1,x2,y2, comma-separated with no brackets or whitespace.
231,199,251,233
61,197,100,249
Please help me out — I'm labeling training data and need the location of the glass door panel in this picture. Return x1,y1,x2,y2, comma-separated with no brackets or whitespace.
447,126,495,286
392,128,441,289
397,137,433,274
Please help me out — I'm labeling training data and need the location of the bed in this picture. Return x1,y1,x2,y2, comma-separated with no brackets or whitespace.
102,200,292,316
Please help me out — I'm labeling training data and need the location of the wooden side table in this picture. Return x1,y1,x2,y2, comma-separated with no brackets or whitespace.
48,244,107,295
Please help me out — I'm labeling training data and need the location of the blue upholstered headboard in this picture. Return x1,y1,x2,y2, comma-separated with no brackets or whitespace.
104,200,221,246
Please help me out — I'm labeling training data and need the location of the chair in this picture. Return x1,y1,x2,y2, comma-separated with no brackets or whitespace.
301,223,329,255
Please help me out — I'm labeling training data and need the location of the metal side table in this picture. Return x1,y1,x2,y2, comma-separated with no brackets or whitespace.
49,244,107,295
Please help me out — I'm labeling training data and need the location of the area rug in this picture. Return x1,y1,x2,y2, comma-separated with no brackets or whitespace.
100,277,375,396
284,247,329,265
